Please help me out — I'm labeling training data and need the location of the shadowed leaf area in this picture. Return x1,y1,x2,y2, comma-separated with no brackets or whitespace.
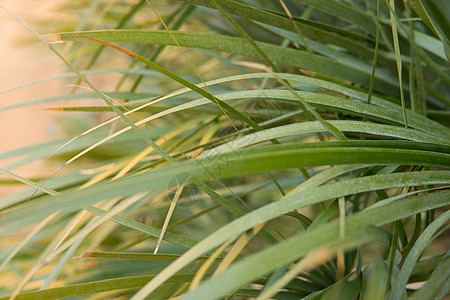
0,0,449,299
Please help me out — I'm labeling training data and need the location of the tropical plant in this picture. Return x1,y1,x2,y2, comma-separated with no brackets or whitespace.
0,0,449,299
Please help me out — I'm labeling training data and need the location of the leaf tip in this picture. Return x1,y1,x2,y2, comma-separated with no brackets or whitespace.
45,107,64,111
81,251,93,258
42,33,63,44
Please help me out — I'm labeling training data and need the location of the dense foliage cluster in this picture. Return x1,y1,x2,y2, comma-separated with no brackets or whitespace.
0,0,449,299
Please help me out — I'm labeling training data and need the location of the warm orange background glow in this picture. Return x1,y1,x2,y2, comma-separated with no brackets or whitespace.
0,1,63,198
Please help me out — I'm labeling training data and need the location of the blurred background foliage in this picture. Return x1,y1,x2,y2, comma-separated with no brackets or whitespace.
0,0,449,299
